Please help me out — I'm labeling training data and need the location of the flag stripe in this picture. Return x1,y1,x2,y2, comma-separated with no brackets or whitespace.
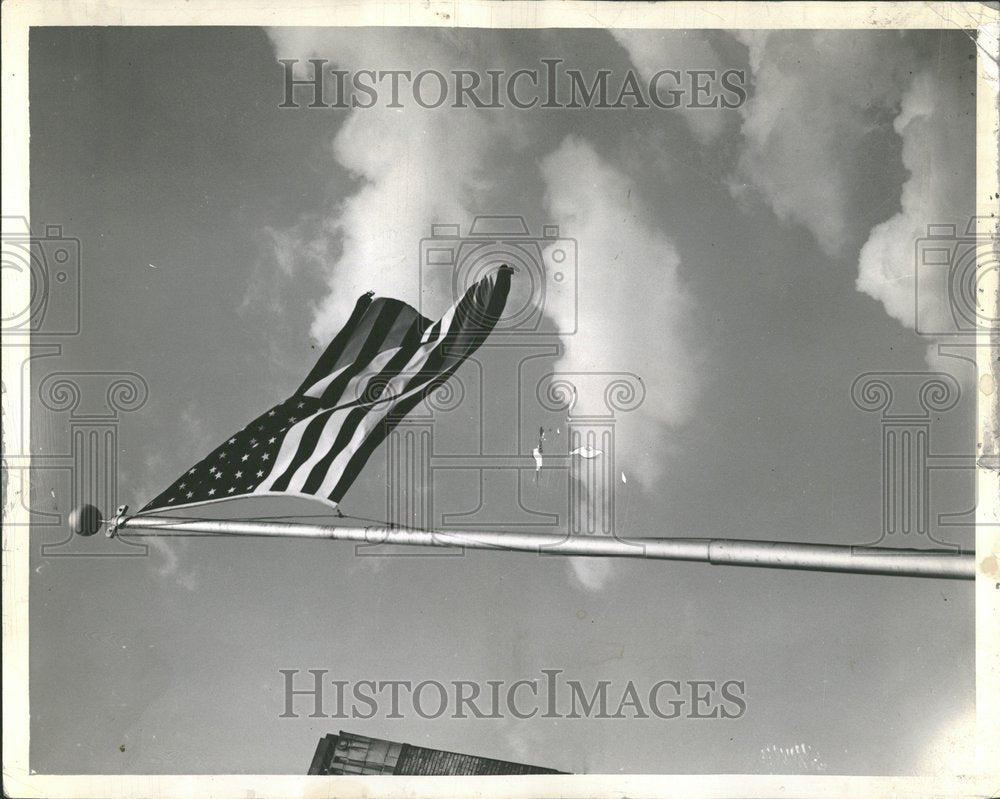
271,300,417,490
296,292,373,394
264,409,337,493
329,368,457,504
396,270,505,400
268,405,355,493
328,269,511,502
314,299,409,405
261,343,414,493
302,317,421,401
298,300,470,496
266,315,427,493
318,270,507,500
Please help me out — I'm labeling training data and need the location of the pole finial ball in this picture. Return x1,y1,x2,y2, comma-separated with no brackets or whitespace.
70,504,103,536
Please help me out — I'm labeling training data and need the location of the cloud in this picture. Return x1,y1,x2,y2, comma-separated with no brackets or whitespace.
731,30,978,369
145,536,198,591
611,30,732,143
732,31,917,257
266,28,531,343
133,408,209,591
541,136,701,476
566,556,615,592
565,459,618,592
856,66,977,338
539,136,702,589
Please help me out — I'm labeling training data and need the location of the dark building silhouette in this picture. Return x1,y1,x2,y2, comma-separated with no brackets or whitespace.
308,731,565,776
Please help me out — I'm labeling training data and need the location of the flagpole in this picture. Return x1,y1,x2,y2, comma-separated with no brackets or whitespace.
86,505,975,580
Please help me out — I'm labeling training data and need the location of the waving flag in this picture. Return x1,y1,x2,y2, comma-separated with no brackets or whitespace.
141,267,512,513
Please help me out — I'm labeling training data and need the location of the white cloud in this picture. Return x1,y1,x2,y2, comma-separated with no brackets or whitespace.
266,28,529,343
145,537,198,592
856,69,977,338
733,31,916,257
541,136,701,470
566,556,615,592
134,408,209,591
611,30,732,143
541,137,702,591
732,30,977,369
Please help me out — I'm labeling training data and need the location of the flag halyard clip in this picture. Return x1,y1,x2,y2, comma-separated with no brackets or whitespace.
106,504,129,538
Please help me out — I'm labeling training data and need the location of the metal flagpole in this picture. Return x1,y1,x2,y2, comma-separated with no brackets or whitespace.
88,505,975,580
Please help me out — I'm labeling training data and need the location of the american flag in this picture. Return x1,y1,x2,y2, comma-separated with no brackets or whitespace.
141,267,512,514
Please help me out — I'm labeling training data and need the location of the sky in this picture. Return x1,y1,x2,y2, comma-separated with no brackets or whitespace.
27,26,979,775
